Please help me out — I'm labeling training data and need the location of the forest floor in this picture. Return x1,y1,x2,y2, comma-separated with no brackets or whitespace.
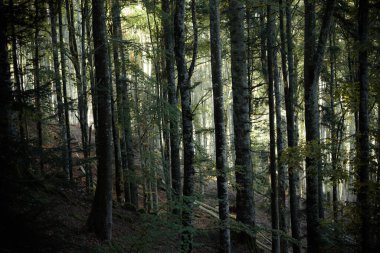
0,124,300,253
0,172,274,253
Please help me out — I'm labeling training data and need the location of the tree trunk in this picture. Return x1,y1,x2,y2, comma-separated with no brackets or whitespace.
209,0,231,251
9,0,25,142
49,0,69,179
161,0,181,212
58,0,73,182
278,1,289,252
109,0,123,202
229,0,256,249
267,3,280,252
304,0,336,251
284,2,300,252
304,0,320,251
0,0,15,178
86,0,113,241
357,0,373,251
66,0,89,183
81,0,91,193
33,0,44,173
174,0,196,251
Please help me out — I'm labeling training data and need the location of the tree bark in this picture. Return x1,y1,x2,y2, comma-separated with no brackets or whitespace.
58,0,73,182
277,1,289,252
209,0,231,251
66,0,90,184
33,0,44,173
284,2,300,252
267,3,280,252
229,0,256,249
110,0,124,203
81,0,91,193
174,0,196,251
49,0,69,179
357,0,373,251
304,0,336,251
87,0,113,241
162,0,181,212
9,0,25,142
0,0,15,178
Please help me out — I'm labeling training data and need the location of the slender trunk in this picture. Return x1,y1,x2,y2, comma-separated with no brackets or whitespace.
86,0,113,241
304,0,336,251
81,0,90,193
66,0,89,182
278,1,289,252
210,0,231,251
229,0,256,249
34,0,44,173
110,71,123,202
0,0,15,177
9,0,25,141
86,4,97,132
329,29,338,222
58,0,73,181
110,0,124,203
357,0,372,251
304,0,320,249
162,0,181,213
174,0,196,251
49,0,69,179
267,3,280,252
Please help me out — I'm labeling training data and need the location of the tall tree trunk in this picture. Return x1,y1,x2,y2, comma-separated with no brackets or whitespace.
328,29,339,222
304,0,320,251
161,0,181,212
229,0,256,249
86,2,97,132
111,0,138,209
58,0,73,181
278,1,289,252
209,0,231,251
111,0,125,203
34,0,44,173
0,0,15,178
284,1,300,252
86,0,113,241
174,0,196,251
9,0,25,142
81,0,91,193
304,0,336,251
357,0,373,251
49,0,69,179
66,0,90,183
267,3,280,252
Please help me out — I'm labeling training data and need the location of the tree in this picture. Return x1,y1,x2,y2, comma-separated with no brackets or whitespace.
49,0,69,179
58,0,73,182
277,1,289,251
65,0,90,184
0,0,14,177
228,0,256,247
209,0,231,251
357,0,373,251
267,2,280,252
284,1,300,252
303,0,336,252
86,0,113,240
161,0,181,213
111,0,124,202
174,0,197,251
33,0,44,173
